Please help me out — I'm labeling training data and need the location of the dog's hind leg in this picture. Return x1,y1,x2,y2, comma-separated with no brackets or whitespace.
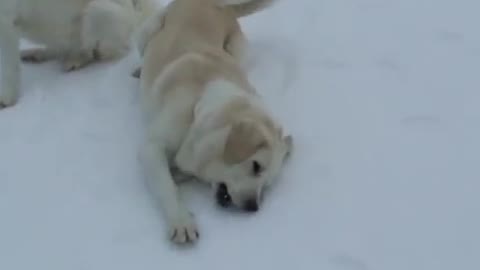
131,6,166,79
0,18,20,108
135,5,165,58
224,25,247,65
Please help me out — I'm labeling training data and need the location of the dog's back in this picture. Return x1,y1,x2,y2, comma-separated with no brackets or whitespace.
141,0,237,86
141,0,274,91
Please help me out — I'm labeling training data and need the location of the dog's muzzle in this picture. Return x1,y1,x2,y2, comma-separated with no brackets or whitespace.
216,183,259,212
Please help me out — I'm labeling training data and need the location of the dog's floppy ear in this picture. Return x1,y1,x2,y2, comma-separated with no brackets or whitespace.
223,119,268,164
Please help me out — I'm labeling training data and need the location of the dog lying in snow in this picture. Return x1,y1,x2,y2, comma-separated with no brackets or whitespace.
136,0,293,244
0,0,156,108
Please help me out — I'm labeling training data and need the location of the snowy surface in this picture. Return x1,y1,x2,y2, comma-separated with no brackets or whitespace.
1,0,479,269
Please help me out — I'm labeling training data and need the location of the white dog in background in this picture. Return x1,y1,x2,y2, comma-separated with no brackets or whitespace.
0,0,156,108
137,0,293,245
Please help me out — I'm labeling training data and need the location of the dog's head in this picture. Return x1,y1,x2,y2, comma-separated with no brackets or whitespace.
204,117,293,212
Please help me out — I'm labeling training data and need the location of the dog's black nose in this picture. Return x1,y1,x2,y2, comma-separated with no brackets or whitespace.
216,183,231,207
243,199,259,212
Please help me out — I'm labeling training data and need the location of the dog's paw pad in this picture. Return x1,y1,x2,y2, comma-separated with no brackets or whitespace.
169,215,199,244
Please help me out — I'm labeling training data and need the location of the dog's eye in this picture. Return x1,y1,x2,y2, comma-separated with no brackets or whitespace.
252,160,263,176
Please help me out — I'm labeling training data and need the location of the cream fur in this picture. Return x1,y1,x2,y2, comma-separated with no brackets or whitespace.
137,0,292,245
0,0,157,108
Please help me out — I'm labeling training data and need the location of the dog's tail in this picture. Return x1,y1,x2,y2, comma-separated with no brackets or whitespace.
218,0,276,18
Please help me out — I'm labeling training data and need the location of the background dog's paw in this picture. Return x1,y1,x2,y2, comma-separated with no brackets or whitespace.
131,67,142,78
21,49,54,63
0,88,19,109
169,213,199,244
62,57,91,72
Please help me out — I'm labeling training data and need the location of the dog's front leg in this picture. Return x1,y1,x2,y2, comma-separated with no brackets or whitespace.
0,18,20,108
141,140,199,244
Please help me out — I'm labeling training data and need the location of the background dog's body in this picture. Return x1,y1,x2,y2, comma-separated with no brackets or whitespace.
138,0,291,245
0,0,156,108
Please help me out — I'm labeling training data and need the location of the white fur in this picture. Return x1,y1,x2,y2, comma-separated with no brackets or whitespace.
140,55,291,245
137,0,291,245
0,0,157,108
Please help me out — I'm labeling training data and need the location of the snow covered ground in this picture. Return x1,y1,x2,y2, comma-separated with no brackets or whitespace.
1,0,479,269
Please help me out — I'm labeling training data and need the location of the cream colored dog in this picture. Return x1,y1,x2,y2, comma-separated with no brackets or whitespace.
0,0,156,108
137,0,293,244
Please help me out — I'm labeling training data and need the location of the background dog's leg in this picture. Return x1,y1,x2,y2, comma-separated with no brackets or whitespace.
21,48,59,63
140,140,199,244
81,0,138,63
0,19,20,108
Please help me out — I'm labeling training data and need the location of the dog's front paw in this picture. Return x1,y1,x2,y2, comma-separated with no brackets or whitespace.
169,212,199,244
0,88,19,109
